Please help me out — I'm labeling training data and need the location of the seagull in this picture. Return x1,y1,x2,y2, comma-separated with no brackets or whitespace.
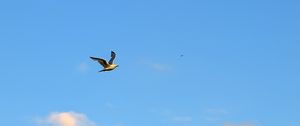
90,51,119,72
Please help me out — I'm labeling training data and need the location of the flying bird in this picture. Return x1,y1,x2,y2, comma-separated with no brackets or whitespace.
90,51,118,72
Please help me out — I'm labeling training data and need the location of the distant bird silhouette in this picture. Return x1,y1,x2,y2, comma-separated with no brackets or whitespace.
90,51,118,72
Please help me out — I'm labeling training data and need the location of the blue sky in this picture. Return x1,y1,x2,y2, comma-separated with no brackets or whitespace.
0,0,300,126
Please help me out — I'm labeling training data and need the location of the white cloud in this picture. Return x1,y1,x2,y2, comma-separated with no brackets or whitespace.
37,111,96,126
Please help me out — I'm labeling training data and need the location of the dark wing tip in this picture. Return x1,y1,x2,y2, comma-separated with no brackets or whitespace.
111,51,116,57
90,56,98,60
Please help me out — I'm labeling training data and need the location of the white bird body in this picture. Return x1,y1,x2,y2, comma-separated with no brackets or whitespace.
103,64,118,71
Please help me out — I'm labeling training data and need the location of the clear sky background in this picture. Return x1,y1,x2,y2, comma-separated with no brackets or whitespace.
0,0,300,126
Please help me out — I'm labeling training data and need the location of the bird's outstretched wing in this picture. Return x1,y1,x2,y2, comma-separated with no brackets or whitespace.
108,51,116,64
90,57,109,67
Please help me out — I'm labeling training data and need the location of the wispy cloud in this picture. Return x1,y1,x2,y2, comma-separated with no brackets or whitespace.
171,116,193,123
224,122,255,126
76,62,89,73
37,111,96,126
151,63,171,71
202,108,228,122
149,108,192,123
113,123,124,126
205,108,228,115
139,60,171,72
104,102,114,109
